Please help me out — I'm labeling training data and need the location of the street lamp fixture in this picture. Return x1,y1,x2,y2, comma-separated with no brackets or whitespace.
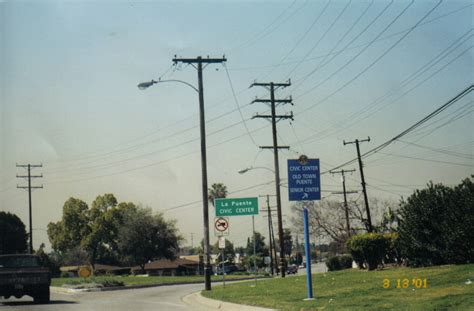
138,79,199,93
238,166,275,174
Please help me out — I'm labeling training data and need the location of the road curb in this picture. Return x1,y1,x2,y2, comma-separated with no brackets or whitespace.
183,290,277,311
50,276,268,294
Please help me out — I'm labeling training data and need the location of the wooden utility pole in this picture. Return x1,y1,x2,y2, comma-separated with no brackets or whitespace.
172,56,226,291
251,81,292,277
330,169,356,236
259,194,276,276
16,164,43,254
343,137,373,232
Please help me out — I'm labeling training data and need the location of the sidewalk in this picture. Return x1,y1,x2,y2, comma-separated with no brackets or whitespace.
183,290,277,311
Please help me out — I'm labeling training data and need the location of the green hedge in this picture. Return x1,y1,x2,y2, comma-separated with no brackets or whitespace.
347,233,398,270
326,255,353,271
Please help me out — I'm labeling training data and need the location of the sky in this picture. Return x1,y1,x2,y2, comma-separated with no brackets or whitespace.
1,0,472,251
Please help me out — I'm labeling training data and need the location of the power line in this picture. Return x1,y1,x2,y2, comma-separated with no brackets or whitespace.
295,0,443,118
223,63,258,146
261,0,332,80
398,140,474,160
377,152,474,168
288,0,374,95
225,0,304,53
227,3,472,73
284,0,353,80
323,84,474,174
290,0,396,96
291,41,472,148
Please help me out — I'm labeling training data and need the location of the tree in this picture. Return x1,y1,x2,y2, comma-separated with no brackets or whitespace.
81,194,119,268
35,243,61,277
212,239,235,264
282,228,293,257
47,197,89,253
117,207,182,272
0,212,27,254
48,195,140,268
290,198,398,244
398,177,474,266
208,183,228,207
246,231,268,257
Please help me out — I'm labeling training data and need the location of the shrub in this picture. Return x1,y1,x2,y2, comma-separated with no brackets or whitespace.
326,256,341,271
398,178,474,266
326,255,353,271
60,271,72,278
100,278,124,287
339,255,353,269
384,233,401,264
347,233,391,270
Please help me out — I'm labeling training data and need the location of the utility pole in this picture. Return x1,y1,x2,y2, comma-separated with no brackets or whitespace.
251,80,292,277
16,164,43,254
330,169,357,236
172,55,226,291
259,194,276,276
343,137,373,232
190,233,194,249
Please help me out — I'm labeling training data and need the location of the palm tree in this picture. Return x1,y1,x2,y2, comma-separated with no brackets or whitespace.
208,183,228,207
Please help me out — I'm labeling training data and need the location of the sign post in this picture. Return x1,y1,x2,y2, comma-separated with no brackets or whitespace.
215,198,259,287
288,156,320,301
303,206,314,300
218,236,226,288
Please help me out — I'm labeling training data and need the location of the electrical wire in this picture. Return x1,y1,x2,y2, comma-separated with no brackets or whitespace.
322,84,474,174
260,0,332,81
289,29,472,147
296,0,442,117
223,63,258,147
284,0,353,80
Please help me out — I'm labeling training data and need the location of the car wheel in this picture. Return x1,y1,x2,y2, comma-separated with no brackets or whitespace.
33,286,50,304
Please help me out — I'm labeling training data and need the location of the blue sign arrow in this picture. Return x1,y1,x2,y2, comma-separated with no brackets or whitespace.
287,159,321,201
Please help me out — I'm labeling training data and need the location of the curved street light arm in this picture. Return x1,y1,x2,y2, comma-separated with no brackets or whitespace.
137,79,199,93
238,166,275,174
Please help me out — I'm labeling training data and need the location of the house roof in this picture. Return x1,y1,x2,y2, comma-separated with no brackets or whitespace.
94,264,130,271
60,264,129,272
143,258,199,270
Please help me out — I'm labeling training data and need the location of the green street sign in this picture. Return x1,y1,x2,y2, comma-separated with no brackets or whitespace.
215,197,259,216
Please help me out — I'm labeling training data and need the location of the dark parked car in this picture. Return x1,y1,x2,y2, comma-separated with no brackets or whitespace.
0,254,51,303
287,264,298,274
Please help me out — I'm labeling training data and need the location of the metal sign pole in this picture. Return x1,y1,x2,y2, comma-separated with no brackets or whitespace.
253,215,257,286
303,206,315,300
222,246,225,288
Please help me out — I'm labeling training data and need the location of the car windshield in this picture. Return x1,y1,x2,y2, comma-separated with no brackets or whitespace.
0,256,41,268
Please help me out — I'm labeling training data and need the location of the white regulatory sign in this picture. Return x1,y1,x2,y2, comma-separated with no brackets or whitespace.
218,236,226,249
214,217,229,236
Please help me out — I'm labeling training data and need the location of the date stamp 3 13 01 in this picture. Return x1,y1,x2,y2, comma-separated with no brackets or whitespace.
383,278,429,289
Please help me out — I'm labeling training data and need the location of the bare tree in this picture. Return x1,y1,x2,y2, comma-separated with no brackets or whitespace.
290,198,398,244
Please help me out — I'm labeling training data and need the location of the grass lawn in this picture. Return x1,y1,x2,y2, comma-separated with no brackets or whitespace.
202,264,474,310
51,274,259,288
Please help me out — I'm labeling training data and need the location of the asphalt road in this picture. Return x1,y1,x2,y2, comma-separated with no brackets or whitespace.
0,283,204,311
0,265,327,310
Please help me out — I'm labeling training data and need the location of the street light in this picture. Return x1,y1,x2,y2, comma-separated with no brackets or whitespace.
137,75,214,289
137,79,199,93
238,166,275,174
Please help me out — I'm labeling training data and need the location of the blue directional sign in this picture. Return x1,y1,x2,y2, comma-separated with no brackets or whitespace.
288,158,321,201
